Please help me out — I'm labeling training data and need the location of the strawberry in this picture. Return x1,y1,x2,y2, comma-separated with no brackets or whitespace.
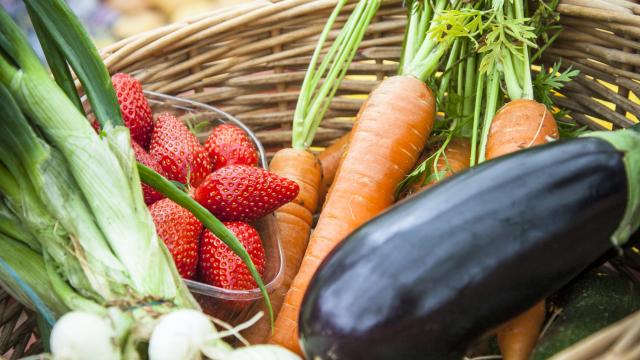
149,198,202,279
198,221,265,290
204,124,258,170
111,73,154,148
149,113,212,187
194,165,299,222
131,140,165,205
89,114,101,134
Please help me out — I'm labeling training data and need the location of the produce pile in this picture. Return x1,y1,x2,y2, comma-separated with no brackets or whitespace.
1,0,640,360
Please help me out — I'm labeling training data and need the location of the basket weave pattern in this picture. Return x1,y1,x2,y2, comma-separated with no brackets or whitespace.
99,0,640,153
2,0,640,358
0,289,41,360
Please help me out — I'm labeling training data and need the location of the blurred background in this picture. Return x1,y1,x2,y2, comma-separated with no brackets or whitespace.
1,0,249,50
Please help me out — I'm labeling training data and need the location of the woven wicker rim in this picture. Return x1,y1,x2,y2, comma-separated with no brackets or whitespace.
4,0,640,358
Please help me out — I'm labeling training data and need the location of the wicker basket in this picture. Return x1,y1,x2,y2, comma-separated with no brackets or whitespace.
3,0,640,358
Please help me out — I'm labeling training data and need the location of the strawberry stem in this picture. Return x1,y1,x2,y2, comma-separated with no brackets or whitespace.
137,163,274,326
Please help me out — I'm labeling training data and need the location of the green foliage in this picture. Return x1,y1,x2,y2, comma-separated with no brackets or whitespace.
428,8,485,45
530,0,563,61
533,62,579,108
557,121,589,139
478,17,537,74
530,0,562,38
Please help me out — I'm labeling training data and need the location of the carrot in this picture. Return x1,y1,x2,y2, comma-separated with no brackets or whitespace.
243,0,381,343
488,100,557,359
243,148,321,344
270,75,435,353
486,99,558,159
317,132,350,204
486,101,558,360
497,301,546,360
409,137,471,194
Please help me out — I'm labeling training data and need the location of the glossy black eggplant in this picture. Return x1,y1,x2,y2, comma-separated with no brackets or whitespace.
300,137,628,360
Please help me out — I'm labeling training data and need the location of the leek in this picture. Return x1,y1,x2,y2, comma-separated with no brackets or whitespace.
0,1,282,357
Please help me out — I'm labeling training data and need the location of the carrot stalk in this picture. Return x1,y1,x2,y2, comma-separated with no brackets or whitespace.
470,69,484,167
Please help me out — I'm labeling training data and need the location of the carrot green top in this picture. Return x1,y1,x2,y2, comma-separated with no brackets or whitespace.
291,0,381,150
400,0,482,83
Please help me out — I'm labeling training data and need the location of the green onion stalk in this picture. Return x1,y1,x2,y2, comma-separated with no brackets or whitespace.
0,1,296,359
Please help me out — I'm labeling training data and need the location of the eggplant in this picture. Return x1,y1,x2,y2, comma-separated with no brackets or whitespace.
299,135,637,360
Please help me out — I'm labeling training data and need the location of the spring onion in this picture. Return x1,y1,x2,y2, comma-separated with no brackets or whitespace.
0,1,285,358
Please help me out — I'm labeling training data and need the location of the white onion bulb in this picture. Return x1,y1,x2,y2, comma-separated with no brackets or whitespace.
50,311,119,360
148,309,215,360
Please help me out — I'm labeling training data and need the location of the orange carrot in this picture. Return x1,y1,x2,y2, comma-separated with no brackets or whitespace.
486,99,558,159
409,137,471,194
244,0,380,342
317,132,350,205
270,75,435,354
487,98,557,360
497,301,546,360
243,148,322,344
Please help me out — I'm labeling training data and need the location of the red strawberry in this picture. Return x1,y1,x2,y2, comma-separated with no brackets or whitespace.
111,73,154,148
149,113,212,187
204,124,258,170
198,221,265,290
194,165,299,222
131,140,165,205
149,198,202,279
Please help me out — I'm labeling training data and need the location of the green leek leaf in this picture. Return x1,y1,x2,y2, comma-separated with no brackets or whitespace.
23,0,122,127
26,3,84,113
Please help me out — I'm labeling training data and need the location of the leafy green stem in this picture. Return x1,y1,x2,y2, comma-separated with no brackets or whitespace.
24,0,123,127
292,0,379,149
437,38,462,103
502,48,523,100
514,0,534,99
400,0,432,72
462,47,476,118
302,0,379,147
291,0,346,149
470,69,485,167
478,68,501,163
